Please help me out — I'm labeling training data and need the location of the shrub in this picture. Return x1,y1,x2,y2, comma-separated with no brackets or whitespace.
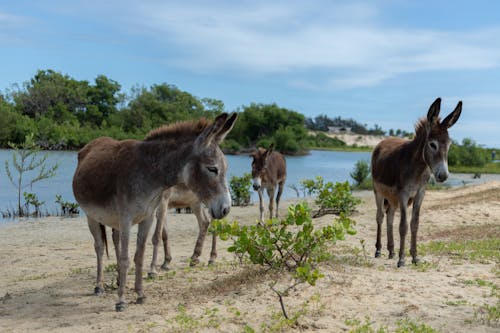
229,173,252,206
211,202,356,318
350,159,370,187
299,176,324,196
314,181,361,217
55,195,80,216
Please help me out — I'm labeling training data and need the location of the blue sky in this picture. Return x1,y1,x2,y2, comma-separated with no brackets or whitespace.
1,0,499,148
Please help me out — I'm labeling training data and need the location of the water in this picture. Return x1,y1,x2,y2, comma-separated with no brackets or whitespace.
0,149,371,222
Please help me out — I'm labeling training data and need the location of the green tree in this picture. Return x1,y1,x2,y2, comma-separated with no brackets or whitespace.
350,160,370,187
4,133,59,216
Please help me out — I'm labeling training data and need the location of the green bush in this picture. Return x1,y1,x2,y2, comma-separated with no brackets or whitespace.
448,138,491,167
210,202,356,318
315,181,361,217
350,160,370,187
299,176,324,196
229,173,252,206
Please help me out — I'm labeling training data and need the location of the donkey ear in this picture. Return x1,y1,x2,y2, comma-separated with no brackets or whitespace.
267,143,274,154
427,97,441,123
215,112,238,144
194,113,228,150
441,101,462,129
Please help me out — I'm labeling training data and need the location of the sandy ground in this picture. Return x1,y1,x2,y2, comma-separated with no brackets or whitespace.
0,182,499,332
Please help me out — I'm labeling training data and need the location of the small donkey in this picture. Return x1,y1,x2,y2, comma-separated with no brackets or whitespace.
371,98,461,267
250,144,287,221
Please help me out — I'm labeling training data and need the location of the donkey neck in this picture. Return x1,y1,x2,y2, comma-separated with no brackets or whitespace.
139,139,196,189
404,129,431,182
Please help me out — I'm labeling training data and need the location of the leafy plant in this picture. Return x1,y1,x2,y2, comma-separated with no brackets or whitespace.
314,181,361,217
4,133,59,216
229,173,252,206
350,159,370,187
211,202,356,319
23,192,45,217
299,175,324,196
55,194,80,216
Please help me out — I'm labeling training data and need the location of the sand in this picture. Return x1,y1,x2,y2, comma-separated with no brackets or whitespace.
0,181,499,332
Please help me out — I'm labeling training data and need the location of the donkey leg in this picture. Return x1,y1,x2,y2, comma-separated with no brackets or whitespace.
116,220,132,311
134,216,154,305
87,218,105,296
386,206,396,259
267,187,276,220
397,196,409,267
374,193,384,258
209,227,217,265
258,190,264,222
190,204,208,266
112,228,121,287
275,181,285,219
160,226,172,271
410,189,425,265
149,202,166,278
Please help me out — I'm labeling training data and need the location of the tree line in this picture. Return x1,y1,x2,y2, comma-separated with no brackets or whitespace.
0,69,496,162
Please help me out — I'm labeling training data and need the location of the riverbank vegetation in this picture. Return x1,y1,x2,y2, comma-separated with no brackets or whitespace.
1,70,497,164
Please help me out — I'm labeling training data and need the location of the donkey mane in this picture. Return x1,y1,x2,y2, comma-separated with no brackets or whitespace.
145,118,212,141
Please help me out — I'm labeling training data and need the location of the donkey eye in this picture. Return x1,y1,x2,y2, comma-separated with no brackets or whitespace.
429,142,438,150
206,166,218,175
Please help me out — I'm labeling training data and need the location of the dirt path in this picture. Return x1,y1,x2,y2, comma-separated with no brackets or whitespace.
1,182,499,332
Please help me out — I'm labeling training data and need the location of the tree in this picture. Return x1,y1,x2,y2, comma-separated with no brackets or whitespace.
4,133,59,216
350,160,370,187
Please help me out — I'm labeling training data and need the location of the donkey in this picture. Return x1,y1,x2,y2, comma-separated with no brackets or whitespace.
250,144,287,221
148,185,216,278
371,98,461,267
72,113,237,311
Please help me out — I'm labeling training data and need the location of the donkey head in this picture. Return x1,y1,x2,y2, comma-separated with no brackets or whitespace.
423,98,462,182
181,113,237,219
250,144,274,190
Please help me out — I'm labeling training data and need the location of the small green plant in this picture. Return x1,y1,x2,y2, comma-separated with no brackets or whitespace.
299,176,324,196
211,202,356,319
4,133,59,217
23,192,45,217
55,195,80,216
229,173,252,206
314,181,361,217
350,159,370,187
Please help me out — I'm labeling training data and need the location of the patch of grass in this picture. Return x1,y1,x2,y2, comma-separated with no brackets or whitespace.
104,263,117,272
418,238,500,263
444,299,470,306
165,304,222,332
345,317,442,333
450,162,500,174
474,299,500,326
411,260,438,272
69,267,91,275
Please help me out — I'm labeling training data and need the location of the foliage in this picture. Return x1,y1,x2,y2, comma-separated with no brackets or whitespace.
305,114,386,135
314,181,362,217
55,195,80,216
306,132,346,148
4,133,59,216
448,138,491,167
350,159,370,187
227,103,307,153
211,202,356,318
229,173,252,206
299,176,325,196
23,192,45,217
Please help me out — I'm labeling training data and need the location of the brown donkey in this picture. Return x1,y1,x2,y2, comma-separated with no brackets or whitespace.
72,113,237,311
148,185,216,278
371,98,461,267
251,144,287,221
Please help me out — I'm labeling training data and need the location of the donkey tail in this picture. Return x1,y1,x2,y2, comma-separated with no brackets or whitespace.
100,223,109,259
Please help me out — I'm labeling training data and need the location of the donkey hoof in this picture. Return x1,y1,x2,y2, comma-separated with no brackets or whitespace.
147,272,158,279
115,302,127,312
136,296,147,305
412,257,420,265
208,259,215,266
94,286,104,296
388,252,395,259
189,258,200,267
397,259,405,268
374,250,381,258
